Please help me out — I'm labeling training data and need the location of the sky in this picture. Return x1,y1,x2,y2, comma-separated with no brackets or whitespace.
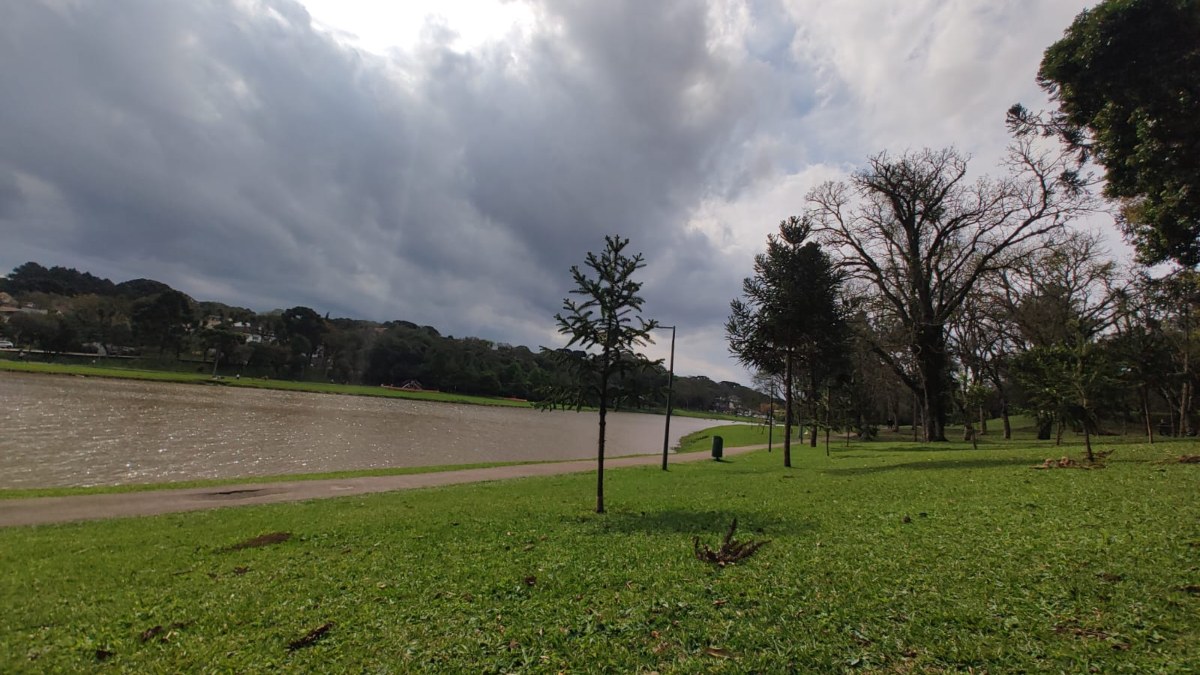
0,0,1111,384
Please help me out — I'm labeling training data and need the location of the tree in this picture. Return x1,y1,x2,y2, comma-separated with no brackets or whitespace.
1109,277,1178,442
1140,270,1200,435
6,311,76,353
280,306,326,374
1012,342,1122,462
997,232,1126,439
809,144,1089,441
131,290,193,357
541,235,659,514
199,326,245,377
67,294,132,353
727,217,847,466
1011,0,1200,267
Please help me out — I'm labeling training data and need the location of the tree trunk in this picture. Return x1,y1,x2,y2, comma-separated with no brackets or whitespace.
824,389,832,457
596,369,609,514
1182,306,1192,436
916,327,949,441
1036,414,1052,440
1142,388,1154,444
978,406,988,435
1001,400,1012,440
1180,380,1192,436
1083,422,1094,463
783,351,793,468
911,392,920,442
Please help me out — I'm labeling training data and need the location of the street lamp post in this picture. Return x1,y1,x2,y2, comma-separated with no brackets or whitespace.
660,325,676,471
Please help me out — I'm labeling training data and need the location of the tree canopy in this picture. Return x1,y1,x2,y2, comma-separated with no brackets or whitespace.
1016,0,1200,267
541,235,659,513
727,217,846,466
809,145,1088,441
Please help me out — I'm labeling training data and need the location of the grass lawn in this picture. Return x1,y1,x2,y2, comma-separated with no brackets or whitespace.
1,437,1197,672
678,422,781,452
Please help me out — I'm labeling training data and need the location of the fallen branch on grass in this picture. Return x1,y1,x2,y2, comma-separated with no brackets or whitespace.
288,622,334,651
693,519,769,567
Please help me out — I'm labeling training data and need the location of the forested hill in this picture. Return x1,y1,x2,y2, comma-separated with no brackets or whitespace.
0,262,768,414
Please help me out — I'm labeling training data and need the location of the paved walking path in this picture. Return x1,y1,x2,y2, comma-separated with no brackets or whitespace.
0,445,767,527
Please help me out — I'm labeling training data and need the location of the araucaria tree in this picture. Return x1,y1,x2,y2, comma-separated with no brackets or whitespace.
727,217,847,467
809,144,1089,441
543,235,658,514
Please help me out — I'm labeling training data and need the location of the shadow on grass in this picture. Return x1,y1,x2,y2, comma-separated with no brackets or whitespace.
844,441,1024,454
579,508,814,538
823,456,1039,476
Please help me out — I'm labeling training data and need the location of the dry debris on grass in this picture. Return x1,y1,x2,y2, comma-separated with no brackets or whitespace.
693,519,769,567
288,622,334,651
1033,453,1110,470
222,531,292,552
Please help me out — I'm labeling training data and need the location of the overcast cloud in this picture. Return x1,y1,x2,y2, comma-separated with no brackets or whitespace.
0,0,1101,382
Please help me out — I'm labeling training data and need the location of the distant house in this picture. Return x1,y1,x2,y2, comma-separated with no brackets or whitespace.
714,395,743,413
0,304,48,323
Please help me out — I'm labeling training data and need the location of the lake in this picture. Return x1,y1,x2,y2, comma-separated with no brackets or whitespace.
0,372,728,488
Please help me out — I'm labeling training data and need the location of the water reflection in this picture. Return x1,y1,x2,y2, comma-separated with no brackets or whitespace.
0,372,727,488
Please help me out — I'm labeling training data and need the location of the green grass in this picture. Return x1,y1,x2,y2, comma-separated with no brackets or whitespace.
2,437,1196,672
678,423,782,452
0,461,543,501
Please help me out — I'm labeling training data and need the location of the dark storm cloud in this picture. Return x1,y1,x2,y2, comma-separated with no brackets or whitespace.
0,0,786,369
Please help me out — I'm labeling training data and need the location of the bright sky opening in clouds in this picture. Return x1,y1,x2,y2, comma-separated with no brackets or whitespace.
299,0,535,52
1,0,1117,384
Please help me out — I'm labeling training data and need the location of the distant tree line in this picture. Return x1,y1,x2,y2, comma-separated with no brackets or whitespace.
0,261,768,413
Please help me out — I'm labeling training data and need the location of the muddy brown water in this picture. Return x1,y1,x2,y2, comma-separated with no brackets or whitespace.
0,372,730,488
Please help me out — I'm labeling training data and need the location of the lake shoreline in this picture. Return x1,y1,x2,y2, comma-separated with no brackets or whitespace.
0,358,753,422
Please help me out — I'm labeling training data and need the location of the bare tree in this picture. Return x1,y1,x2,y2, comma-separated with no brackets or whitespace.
809,142,1090,441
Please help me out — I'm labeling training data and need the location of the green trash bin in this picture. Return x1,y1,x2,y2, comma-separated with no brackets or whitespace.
711,435,724,459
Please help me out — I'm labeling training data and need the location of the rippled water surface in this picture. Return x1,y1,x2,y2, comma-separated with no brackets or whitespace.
0,372,728,488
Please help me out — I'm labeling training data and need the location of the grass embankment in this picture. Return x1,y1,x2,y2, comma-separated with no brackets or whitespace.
2,437,1197,672
0,359,531,408
678,423,781,452
0,359,747,420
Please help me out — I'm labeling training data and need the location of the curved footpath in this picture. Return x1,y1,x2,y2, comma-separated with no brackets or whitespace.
0,444,767,528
